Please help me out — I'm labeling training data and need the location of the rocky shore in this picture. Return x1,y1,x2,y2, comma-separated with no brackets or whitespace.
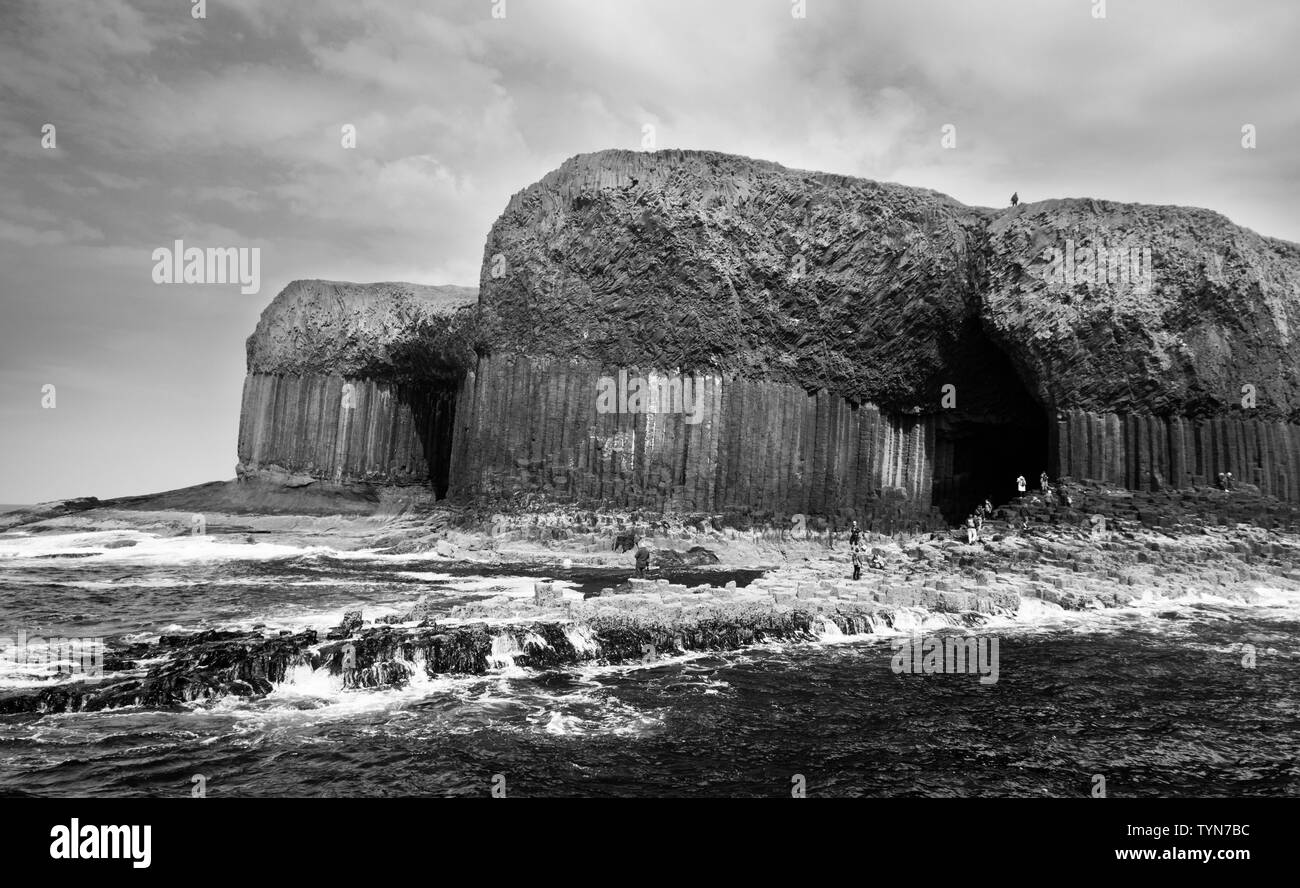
3,477,1298,716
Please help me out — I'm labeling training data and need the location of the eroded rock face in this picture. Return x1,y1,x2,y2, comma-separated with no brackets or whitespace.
480,149,986,410
482,150,1300,419
237,280,479,493
982,199,1300,421
246,279,478,380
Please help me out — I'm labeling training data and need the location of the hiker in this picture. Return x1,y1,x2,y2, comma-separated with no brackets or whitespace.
965,514,978,544
1226,472,1235,491
851,545,863,581
1016,474,1027,494
1040,471,1050,492
341,643,357,689
634,541,651,576
982,498,993,518
1010,192,1019,207
849,520,862,549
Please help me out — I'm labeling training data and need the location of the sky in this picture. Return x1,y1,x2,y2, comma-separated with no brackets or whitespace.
1,0,1297,503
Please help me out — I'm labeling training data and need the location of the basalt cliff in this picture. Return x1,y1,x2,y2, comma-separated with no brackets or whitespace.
235,149,1300,528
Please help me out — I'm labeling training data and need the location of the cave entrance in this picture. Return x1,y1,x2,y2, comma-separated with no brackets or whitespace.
403,382,458,499
930,321,1049,524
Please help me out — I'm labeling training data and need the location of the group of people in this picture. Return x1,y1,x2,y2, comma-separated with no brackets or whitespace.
1015,471,1052,494
1015,471,1072,506
964,497,995,543
1217,472,1236,492
849,520,885,580
963,471,1077,545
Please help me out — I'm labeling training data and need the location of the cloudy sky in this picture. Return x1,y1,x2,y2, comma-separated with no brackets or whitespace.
2,0,1296,503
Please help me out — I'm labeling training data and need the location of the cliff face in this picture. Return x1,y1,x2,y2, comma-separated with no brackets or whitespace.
982,199,1300,420
245,279,478,379
979,200,1300,497
237,280,477,494
478,149,986,410
462,150,1014,521
447,354,939,528
238,149,1300,521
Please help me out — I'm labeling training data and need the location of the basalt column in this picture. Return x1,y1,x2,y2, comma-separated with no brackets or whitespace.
448,354,943,525
237,373,458,494
1046,409,1300,496
236,279,478,495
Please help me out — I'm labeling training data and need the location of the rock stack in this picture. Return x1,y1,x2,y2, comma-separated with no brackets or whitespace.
235,149,1300,529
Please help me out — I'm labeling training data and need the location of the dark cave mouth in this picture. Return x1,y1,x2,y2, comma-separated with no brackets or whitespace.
929,325,1050,524
933,413,1049,523
399,379,460,499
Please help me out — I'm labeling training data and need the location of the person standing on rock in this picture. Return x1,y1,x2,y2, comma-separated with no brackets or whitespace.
1017,475,1027,494
1040,471,1050,492
1226,472,1235,491
851,544,863,581
965,514,978,544
341,643,357,689
634,541,651,576
1217,472,1227,491
849,520,862,549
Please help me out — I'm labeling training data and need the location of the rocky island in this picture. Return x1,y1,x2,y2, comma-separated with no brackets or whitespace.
6,148,1300,713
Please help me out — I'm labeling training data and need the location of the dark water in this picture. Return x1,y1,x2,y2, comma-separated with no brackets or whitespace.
1,531,1297,797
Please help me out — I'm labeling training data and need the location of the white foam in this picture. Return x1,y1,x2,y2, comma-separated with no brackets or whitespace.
0,530,330,565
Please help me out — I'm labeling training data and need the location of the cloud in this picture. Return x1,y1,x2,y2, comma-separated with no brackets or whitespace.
0,217,104,247
1,0,1297,501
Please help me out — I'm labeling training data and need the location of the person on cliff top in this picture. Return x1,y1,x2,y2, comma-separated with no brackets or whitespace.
1016,474,1027,494
634,542,651,576
1010,192,1019,207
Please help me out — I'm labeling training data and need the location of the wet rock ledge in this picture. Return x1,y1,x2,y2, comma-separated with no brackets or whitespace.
0,580,1003,715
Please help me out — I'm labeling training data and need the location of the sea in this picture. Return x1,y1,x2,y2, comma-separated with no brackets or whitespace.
0,527,1297,798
